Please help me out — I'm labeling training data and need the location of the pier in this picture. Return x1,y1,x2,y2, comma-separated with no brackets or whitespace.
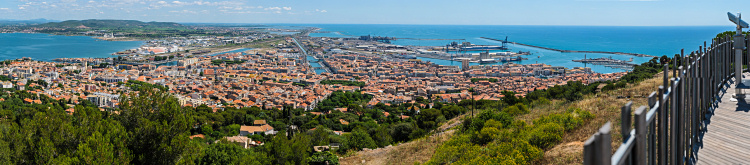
480,37,656,57
572,56,636,70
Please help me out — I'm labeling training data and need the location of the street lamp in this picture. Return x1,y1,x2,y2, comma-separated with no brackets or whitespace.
728,12,749,99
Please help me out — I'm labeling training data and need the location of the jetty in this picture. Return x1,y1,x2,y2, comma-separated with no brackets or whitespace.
572,56,636,70
480,37,656,57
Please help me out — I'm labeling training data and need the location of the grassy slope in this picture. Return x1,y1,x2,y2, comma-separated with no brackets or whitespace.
340,114,465,165
339,72,666,165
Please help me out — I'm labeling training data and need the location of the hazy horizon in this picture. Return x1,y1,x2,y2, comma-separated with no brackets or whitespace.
1,0,749,26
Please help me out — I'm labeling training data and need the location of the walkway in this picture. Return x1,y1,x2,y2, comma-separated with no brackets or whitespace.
697,74,750,164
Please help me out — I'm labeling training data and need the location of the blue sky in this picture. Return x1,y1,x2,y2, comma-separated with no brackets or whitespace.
0,0,748,26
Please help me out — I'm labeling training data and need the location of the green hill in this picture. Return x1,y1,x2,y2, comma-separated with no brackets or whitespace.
35,19,184,29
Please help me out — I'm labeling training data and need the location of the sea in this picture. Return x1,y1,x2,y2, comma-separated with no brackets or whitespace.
0,33,142,61
0,25,734,73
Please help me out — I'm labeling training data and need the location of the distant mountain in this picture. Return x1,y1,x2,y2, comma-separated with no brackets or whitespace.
35,19,185,29
0,18,59,25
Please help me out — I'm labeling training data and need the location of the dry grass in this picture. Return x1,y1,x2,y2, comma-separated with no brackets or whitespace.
340,115,465,165
536,72,668,164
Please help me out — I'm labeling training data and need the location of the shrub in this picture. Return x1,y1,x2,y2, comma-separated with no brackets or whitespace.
528,123,564,149
471,127,500,145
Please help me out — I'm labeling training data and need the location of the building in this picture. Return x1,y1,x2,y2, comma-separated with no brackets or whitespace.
224,135,261,149
87,92,120,107
1,81,12,89
462,59,470,71
239,124,276,136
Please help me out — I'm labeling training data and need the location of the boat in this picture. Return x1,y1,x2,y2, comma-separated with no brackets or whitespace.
479,59,498,64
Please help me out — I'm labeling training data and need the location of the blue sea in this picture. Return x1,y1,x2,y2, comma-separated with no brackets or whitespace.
0,33,143,61
302,24,733,73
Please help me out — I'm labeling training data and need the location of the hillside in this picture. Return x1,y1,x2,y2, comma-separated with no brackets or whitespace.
35,19,184,29
0,18,57,25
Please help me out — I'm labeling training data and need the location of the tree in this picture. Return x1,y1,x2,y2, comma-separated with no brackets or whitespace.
345,129,377,151
307,151,339,165
309,126,331,146
269,134,293,165
290,134,312,164
417,108,442,130
371,125,392,147
199,140,266,165
116,88,195,164
391,123,414,143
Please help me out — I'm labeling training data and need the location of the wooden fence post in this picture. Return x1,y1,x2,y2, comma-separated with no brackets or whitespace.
622,101,633,141
648,92,657,165
583,132,597,165
635,106,648,165
584,122,612,165
599,122,612,165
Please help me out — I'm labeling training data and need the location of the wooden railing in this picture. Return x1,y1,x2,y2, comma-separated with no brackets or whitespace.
584,35,742,165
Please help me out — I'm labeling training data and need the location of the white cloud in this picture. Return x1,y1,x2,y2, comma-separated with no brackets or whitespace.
18,7,25,10
320,10,327,13
0,8,9,10
265,7,281,10
282,7,291,11
274,11,281,14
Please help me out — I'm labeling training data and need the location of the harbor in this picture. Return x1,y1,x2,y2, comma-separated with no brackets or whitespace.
572,55,636,71
480,37,656,57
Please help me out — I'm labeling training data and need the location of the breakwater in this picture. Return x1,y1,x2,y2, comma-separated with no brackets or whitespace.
480,37,656,58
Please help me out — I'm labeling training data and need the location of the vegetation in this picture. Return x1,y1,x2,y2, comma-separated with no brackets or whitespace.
27,19,266,39
211,59,245,65
125,80,168,91
470,78,498,83
92,62,109,68
320,80,366,87
35,19,184,29
292,82,308,87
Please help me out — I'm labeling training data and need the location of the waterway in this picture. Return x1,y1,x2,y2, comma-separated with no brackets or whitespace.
0,33,143,61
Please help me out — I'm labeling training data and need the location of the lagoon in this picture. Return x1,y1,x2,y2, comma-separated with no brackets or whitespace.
0,33,143,61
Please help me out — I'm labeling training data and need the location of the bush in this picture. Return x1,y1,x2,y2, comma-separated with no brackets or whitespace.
528,123,564,149
471,127,500,145
503,103,529,116
307,151,339,165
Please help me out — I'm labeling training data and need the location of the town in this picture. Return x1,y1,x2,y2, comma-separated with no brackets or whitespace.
1,34,626,113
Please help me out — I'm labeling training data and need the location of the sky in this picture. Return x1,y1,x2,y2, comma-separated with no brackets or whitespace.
0,0,749,26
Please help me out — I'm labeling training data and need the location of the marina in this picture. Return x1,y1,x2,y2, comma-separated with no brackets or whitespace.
571,55,636,71
480,37,656,57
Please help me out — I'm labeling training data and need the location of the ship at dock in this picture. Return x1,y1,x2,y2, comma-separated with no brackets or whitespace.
448,41,508,51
